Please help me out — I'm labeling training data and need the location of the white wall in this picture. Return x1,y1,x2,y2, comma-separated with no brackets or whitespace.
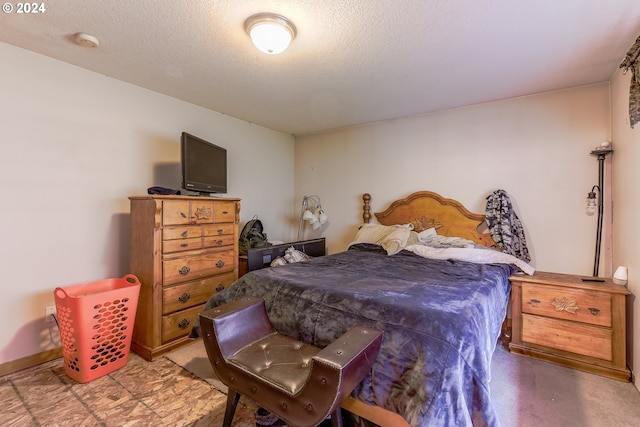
295,84,611,277
611,67,640,390
0,42,295,364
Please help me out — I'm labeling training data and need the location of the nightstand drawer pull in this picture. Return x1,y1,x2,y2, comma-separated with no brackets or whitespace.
551,296,579,314
216,284,225,292
215,239,223,246
178,319,190,330
216,260,225,268
181,231,188,238
179,266,190,276
178,292,190,303
529,299,541,304
588,307,600,315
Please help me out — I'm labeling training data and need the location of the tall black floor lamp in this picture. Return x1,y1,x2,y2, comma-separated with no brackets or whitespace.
588,147,613,277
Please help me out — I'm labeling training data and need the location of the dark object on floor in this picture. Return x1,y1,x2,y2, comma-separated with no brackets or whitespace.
255,407,287,426
199,297,383,427
254,407,337,426
147,186,181,195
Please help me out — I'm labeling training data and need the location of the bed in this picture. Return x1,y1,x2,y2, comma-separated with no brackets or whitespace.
191,191,533,427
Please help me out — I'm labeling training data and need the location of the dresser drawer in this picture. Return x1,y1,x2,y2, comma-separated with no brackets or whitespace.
163,249,235,285
164,226,203,240
162,304,203,342
203,234,235,249
163,200,215,225
202,222,235,237
163,272,235,314
163,237,203,253
522,314,612,360
214,201,236,223
522,284,611,327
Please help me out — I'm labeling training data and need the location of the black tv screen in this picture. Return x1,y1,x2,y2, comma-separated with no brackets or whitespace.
181,132,227,194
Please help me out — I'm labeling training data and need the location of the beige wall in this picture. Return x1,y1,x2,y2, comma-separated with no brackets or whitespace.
611,67,640,389
295,84,611,274
295,81,640,390
0,42,295,364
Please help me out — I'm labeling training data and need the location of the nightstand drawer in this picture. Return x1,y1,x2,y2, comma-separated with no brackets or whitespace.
522,284,611,327
522,314,612,360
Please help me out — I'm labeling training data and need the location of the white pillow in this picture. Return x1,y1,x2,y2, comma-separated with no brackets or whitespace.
349,223,414,255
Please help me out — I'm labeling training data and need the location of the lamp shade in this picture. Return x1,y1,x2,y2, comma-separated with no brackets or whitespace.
318,209,328,224
245,13,296,55
298,195,327,240
302,210,317,221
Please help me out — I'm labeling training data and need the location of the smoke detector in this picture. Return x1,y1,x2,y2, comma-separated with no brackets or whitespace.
74,32,100,48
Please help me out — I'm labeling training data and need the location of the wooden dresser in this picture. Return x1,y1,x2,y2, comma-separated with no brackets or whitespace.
509,271,630,381
129,195,240,360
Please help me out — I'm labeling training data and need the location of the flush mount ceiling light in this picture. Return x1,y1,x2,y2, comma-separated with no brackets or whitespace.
244,13,296,55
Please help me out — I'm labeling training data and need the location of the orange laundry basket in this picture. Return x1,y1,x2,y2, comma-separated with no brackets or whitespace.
54,274,141,383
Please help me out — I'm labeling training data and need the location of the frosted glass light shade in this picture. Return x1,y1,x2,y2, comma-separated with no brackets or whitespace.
245,13,297,55
302,210,317,221
318,210,328,224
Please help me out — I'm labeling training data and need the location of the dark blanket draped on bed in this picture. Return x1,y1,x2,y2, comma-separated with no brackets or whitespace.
191,244,514,427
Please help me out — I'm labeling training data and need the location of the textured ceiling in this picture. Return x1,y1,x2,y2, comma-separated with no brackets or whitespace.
2,0,640,135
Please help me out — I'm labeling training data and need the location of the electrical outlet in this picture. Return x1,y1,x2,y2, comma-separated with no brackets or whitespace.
45,305,56,323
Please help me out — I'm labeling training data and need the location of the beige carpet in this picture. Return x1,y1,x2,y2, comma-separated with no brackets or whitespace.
165,339,227,392
490,344,640,427
167,339,640,427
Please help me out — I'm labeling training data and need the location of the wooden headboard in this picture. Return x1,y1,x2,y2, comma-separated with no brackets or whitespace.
362,191,496,248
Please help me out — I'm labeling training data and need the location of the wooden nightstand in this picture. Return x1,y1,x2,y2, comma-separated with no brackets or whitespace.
509,271,631,381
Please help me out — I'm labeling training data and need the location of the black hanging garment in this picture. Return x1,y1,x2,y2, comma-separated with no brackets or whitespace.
485,189,531,263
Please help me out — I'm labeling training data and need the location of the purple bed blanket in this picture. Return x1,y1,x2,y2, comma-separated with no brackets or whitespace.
191,244,514,427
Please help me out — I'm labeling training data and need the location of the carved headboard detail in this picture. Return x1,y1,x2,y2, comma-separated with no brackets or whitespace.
362,191,495,248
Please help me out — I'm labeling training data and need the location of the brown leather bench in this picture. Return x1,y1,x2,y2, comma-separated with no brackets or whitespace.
199,297,383,427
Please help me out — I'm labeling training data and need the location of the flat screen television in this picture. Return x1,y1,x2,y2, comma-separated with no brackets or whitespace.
181,132,227,194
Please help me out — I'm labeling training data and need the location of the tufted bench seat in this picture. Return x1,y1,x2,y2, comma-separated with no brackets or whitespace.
199,297,383,427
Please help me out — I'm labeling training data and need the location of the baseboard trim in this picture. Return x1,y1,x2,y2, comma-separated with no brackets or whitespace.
0,347,62,377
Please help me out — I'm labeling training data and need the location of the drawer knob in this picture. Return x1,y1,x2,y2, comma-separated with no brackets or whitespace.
180,243,188,248
180,212,187,218
179,266,190,276
216,260,225,268
216,239,223,246
181,231,188,238
217,229,224,235
588,307,601,315
178,319,190,330
216,284,225,292
178,292,190,303
551,297,579,314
